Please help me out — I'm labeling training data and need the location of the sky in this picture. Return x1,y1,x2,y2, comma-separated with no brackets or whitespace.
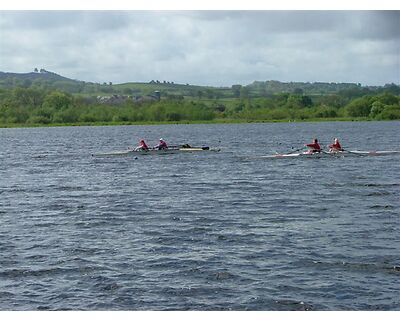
0,10,399,86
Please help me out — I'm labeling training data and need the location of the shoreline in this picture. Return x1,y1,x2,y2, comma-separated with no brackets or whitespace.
0,117,392,129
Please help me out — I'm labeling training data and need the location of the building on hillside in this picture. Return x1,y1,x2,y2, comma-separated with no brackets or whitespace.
97,91,161,104
97,95,130,104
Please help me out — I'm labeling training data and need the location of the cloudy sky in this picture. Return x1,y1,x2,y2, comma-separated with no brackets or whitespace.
0,10,399,86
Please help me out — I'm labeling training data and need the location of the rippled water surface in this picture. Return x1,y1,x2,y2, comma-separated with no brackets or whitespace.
1,121,399,310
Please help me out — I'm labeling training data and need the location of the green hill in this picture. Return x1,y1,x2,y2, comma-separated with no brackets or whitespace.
1,70,399,127
2,69,398,99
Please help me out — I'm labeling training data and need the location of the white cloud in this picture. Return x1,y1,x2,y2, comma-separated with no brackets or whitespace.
0,11,398,86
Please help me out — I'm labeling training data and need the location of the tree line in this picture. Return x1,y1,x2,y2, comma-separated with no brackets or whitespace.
0,86,399,126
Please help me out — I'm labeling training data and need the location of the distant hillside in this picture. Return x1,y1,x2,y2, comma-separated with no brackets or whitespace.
0,69,87,94
248,80,362,95
1,70,399,126
0,70,399,98
0,69,75,82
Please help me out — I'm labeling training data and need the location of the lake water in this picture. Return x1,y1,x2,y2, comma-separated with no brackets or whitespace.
0,121,399,310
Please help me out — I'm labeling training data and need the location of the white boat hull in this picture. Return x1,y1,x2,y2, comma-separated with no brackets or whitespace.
261,150,400,159
93,146,219,157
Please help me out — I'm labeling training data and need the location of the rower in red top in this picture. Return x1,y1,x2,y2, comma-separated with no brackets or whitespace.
154,138,168,150
329,138,343,152
305,138,321,153
135,139,149,151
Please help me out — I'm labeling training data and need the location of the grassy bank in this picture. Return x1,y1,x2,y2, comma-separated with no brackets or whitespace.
0,117,381,129
2,86,399,128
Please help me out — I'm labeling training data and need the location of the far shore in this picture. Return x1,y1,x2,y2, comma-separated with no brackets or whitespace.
1,117,393,129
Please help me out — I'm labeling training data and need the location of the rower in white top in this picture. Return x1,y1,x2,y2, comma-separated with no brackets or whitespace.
328,138,343,153
154,138,168,150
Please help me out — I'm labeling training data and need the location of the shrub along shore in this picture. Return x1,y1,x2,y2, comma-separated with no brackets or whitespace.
0,117,382,129
1,86,399,128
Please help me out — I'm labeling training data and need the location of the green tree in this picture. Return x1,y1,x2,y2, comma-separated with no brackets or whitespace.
53,107,79,123
300,95,313,107
285,95,303,108
293,88,303,95
12,87,45,108
43,91,73,110
373,93,399,105
345,96,372,117
369,101,385,118
375,105,400,120
382,83,400,95
123,88,133,95
231,85,242,98
313,105,338,118
240,87,250,100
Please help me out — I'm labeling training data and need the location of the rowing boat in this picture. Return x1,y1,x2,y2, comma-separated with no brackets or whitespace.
261,150,400,159
130,146,219,155
92,146,220,157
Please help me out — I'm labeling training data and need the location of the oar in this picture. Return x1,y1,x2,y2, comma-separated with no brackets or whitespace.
288,146,307,154
169,144,210,150
341,148,364,156
321,150,337,156
168,145,186,148
168,143,192,148
132,146,155,151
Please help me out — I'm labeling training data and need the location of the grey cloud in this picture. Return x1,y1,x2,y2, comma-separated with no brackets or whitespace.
0,11,132,31
0,11,398,86
0,11,83,30
341,11,400,41
191,10,400,42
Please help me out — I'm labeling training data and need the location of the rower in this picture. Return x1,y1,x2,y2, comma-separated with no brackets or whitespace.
135,139,149,151
305,138,321,153
329,138,343,152
154,138,168,150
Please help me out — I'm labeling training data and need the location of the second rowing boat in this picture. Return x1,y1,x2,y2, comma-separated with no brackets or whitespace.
260,150,400,159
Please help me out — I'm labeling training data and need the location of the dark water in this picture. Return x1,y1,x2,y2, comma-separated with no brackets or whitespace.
0,121,399,311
